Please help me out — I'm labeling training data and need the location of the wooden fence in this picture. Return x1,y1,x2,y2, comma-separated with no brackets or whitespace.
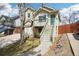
58,22,79,34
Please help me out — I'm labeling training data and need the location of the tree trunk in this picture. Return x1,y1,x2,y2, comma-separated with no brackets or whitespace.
20,11,26,45
18,3,26,45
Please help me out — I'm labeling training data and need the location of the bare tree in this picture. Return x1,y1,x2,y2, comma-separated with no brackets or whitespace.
17,3,34,45
17,3,26,45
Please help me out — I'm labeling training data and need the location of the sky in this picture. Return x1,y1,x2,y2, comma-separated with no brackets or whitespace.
0,3,79,17
0,3,79,26
10,3,79,10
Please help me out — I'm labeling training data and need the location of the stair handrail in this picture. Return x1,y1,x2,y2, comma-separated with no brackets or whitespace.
40,19,49,36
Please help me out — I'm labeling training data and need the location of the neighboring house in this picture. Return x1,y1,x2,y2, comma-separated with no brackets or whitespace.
0,15,19,35
0,15,14,27
0,15,14,35
13,16,21,33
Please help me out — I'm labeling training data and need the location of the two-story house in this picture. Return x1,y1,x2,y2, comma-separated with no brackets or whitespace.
24,6,60,40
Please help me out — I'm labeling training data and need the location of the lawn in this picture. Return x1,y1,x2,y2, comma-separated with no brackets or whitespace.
0,37,40,56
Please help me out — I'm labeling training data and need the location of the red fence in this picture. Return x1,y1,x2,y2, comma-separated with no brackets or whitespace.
58,22,79,34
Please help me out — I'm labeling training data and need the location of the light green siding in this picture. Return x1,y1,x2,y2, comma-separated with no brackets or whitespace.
51,15,55,25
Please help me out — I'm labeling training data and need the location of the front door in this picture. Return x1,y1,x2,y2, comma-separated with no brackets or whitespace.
51,15,55,25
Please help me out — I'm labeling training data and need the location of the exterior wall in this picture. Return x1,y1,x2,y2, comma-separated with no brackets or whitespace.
25,9,34,21
48,14,51,25
34,10,59,39
58,22,79,34
14,18,21,27
13,18,21,33
25,9,34,37
13,27,21,33
52,14,59,38
33,12,50,26
24,27,34,37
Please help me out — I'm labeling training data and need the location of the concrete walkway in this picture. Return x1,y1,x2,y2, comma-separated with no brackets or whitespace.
67,33,79,56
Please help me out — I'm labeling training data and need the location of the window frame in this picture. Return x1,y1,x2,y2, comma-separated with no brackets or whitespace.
39,15,46,22
28,13,30,18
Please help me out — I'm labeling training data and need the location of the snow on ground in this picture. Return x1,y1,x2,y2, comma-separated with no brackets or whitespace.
0,33,20,48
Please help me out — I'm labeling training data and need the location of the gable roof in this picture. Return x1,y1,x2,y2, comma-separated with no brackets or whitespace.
0,15,10,20
34,6,59,17
0,15,12,24
0,15,19,21
11,16,19,20
25,7,35,12
0,15,20,27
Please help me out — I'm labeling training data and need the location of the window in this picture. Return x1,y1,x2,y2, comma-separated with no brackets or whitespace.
39,15,46,22
28,13,30,18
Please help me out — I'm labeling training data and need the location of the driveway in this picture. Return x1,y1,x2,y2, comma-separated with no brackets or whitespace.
67,33,79,56
0,34,20,48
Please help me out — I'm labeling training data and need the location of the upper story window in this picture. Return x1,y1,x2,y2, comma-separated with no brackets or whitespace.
39,15,46,22
28,13,30,18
